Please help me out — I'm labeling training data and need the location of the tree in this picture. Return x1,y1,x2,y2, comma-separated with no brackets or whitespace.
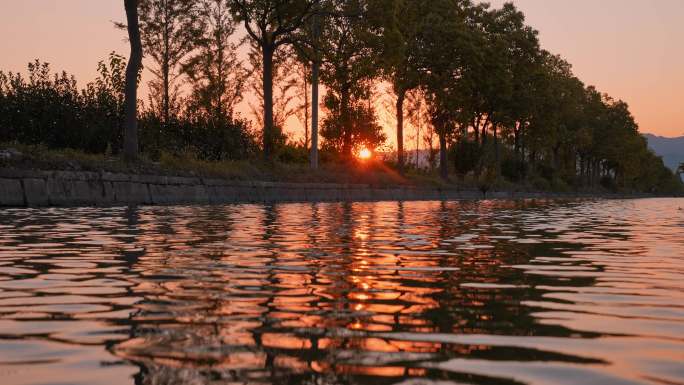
293,60,311,148
416,0,478,179
321,91,386,154
291,5,329,168
228,0,321,160
247,48,299,146
318,0,379,158
469,3,540,168
183,0,247,121
371,0,426,171
123,0,143,162
137,0,201,125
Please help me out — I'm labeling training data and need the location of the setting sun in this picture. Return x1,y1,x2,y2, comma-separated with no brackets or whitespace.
358,148,372,160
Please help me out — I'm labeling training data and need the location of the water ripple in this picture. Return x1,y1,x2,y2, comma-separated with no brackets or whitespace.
0,198,682,385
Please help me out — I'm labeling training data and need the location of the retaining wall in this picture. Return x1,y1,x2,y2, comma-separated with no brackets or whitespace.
0,168,591,207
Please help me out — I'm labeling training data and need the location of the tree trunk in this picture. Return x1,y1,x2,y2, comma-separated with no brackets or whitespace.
396,88,406,172
520,124,525,162
340,85,352,159
163,59,170,125
162,13,170,127
123,0,142,162
303,73,309,149
493,124,499,166
513,122,520,156
481,114,490,147
262,43,275,160
310,60,319,169
439,133,448,180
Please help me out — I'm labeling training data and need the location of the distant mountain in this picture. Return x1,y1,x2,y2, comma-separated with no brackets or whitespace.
643,133,683,179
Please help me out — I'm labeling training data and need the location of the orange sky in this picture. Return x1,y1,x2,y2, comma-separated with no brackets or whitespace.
0,0,682,140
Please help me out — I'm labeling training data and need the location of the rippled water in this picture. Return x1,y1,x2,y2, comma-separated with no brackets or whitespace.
0,198,683,385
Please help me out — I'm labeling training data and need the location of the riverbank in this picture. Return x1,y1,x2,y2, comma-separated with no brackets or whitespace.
0,168,645,207
0,145,656,207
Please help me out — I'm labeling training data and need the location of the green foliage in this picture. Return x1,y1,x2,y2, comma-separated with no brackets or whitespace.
135,0,202,122
139,112,254,161
183,0,247,121
0,55,125,153
276,143,309,163
451,140,481,177
320,92,386,153
500,156,527,182
1,0,681,195
0,57,255,161
228,0,322,158
317,0,381,156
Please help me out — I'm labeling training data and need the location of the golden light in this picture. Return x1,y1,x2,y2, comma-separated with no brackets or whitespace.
358,147,372,160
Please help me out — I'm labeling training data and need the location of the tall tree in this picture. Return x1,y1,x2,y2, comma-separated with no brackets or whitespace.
137,0,201,125
469,2,539,168
318,0,379,158
416,0,477,179
228,0,321,160
371,0,425,171
293,60,311,149
320,88,386,153
123,0,143,161
247,48,299,142
309,14,322,168
183,0,247,121
292,6,328,168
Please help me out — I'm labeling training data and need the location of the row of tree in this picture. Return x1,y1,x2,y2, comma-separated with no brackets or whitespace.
1,0,680,193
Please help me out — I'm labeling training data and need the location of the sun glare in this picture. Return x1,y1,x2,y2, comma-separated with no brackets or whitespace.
358,148,372,160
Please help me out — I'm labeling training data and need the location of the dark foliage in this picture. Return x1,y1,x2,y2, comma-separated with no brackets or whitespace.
1,57,255,161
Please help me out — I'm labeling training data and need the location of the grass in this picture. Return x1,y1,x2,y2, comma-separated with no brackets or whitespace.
0,143,454,188
0,143,630,194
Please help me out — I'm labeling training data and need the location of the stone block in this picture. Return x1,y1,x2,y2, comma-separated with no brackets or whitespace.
0,178,24,206
113,181,151,205
149,183,209,205
23,178,48,206
208,185,238,203
46,178,70,206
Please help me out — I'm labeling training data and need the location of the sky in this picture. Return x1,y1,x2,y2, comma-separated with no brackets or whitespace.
0,0,683,139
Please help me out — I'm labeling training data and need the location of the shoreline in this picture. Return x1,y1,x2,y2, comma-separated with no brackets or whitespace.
0,168,649,208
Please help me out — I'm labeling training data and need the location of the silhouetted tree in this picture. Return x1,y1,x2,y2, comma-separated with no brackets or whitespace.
371,0,426,171
416,0,478,179
123,0,143,161
228,0,322,160
183,0,247,120
247,48,298,148
318,0,379,158
137,0,202,125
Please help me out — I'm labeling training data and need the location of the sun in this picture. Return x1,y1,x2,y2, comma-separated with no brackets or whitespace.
358,147,372,160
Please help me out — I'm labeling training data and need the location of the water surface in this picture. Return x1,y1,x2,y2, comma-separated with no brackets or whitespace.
0,198,683,385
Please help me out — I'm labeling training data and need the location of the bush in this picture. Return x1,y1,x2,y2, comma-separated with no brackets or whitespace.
529,174,551,191
452,140,481,176
600,176,617,191
0,56,125,154
501,156,527,182
536,163,555,181
277,143,308,164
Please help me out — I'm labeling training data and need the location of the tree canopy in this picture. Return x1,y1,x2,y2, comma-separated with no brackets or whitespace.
0,0,680,194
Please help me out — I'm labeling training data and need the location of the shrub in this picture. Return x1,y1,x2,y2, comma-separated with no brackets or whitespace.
452,140,481,177
501,156,527,182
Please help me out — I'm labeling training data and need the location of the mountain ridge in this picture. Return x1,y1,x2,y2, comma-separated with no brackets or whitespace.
643,133,683,179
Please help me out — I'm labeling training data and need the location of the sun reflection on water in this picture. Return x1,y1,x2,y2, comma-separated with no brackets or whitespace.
0,199,682,384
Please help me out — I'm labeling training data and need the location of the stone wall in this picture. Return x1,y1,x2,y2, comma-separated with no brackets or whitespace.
0,168,584,208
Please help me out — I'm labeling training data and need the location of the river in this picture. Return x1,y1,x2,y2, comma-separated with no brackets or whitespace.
0,198,682,385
